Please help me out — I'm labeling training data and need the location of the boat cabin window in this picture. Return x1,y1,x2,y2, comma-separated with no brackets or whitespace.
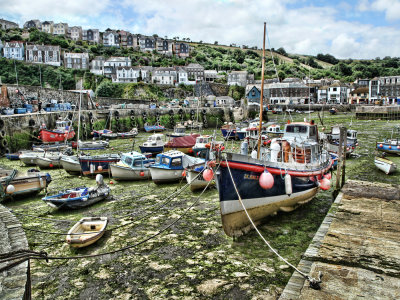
124,156,133,166
286,125,307,133
133,159,142,167
170,157,182,167
309,126,316,137
161,157,170,165
156,136,162,141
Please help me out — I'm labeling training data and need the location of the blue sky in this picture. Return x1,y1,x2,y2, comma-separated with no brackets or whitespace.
1,0,400,59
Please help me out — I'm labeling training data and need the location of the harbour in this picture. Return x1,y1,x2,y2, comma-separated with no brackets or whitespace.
0,110,399,299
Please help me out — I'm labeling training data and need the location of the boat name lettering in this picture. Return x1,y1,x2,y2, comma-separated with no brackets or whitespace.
244,174,259,180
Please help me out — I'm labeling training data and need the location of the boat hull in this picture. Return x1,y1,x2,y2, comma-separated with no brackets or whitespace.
149,167,184,184
39,129,75,143
139,146,164,154
163,146,192,154
186,169,214,192
216,159,322,237
377,142,400,155
144,125,165,132
374,157,397,174
221,128,237,140
35,157,61,168
60,157,81,174
79,156,120,176
1,173,51,198
110,164,151,180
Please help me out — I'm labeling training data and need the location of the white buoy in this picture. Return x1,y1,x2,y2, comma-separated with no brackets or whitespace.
240,141,248,156
39,177,44,188
251,150,257,159
285,173,292,196
90,164,95,174
6,185,15,194
96,174,104,186
270,142,281,162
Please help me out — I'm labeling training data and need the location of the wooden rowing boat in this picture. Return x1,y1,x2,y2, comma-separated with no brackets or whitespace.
66,217,108,248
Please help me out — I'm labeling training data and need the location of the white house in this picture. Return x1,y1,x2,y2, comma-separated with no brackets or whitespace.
69,26,82,41
83,29,100,44
317,87,328,103
90,56,105,75
176,67,188,85
104,57,131,78
3,41,25,60
140,66,152,83
114,66,141,83
53,23,68,35
327,83,349,104
25,44,61,66
64,52,89,69
152,67,177,85
103,31,120,47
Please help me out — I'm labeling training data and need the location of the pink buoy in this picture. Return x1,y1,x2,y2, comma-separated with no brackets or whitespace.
203,168,214,181
388,146,392,149
319,177,331,191
182,170,186,177
98,166,103,171
324,173,332,180
379,144,383,148
140,171,145,177
259,170,274,189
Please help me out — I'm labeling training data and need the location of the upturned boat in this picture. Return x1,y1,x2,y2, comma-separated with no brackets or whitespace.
214,121,333,237
139,134,165,155
0,169,51,199
374,156,397,174
66,217,108,248
38,120,75,143
149,150,205,184
164,134,200,154
79,154,120,176
110,151,155,181
42,175,110,209
144,123,165,132
329,107,337,114
35,152,64,168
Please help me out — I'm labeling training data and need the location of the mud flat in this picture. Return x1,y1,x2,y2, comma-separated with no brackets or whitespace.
280,180,400,299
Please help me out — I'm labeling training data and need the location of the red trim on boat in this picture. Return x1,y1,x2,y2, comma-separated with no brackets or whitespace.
219,160,333,177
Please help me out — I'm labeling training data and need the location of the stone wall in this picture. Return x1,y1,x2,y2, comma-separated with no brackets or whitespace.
0,204,29,300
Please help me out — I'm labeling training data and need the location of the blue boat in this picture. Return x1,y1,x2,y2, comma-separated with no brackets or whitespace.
144,124,165,132
79,154,120,176
110,151,155,180
2,108,14,115
93,129,113,138
376,139,400,155
139,134,165,155
5,153,20,160
149,150,204,184
42,175,110,209
14,108,27,114
221,123,237,140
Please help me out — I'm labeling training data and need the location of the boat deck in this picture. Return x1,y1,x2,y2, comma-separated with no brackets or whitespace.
280,180,400,299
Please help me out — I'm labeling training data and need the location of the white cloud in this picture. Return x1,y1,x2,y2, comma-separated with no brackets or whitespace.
357,0,400,21
1,0,400,59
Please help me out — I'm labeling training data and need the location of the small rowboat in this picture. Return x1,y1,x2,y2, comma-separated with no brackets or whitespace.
66,217,108,248
374,156,397,175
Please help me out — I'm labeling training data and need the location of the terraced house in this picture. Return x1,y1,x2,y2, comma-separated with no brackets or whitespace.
83,29,100,44
152,67,177,85
3,41,24,60
53,23,68,36
0,18,18,30
103,30,120,47
25,44,61,66
64,52,89,69
23,19,41,30
41,21,54,34
69,26,82,41
103,57,131,78
114,66,141,83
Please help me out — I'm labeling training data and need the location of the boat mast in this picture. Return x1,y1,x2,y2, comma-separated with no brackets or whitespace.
257,22,267,159
77,85,82,153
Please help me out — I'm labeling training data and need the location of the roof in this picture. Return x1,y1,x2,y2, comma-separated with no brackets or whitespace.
122,151,145,159
158,150,185,158
26,44,60,51
350,87,369,94
186,63,204,69
165,134,200,148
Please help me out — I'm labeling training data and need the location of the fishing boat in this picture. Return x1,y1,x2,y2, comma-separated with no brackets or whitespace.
102,132,118,139
164,134,200,154
79,154,120,176
221,122,237,140
329,107,337,115
244,121,269,149
139,134,165,155
0,169,51,199
149,150,205,184
167,124,187,138
71,140,109,150
93,129,113,138
323,126,358,157
192,135,213,157
144,123,165,132
60,155,81,175
374,156,397,174
110,151,155,180
66,217,108,248
212,24,332,237
117,128,138,139
38,120,75,143
266,124,284,137
42,174,110,209
377,139,400,155
185,165,215,192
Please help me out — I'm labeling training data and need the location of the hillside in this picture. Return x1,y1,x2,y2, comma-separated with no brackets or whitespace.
1,27,400,93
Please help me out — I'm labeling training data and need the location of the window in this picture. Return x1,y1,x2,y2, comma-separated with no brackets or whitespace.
161,157,170,165
286,125,307,133
171,158,181,167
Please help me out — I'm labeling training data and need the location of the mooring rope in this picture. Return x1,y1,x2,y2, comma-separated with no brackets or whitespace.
224,158,322,290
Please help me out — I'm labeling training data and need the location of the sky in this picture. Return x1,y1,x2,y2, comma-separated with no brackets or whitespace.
1,0,400,59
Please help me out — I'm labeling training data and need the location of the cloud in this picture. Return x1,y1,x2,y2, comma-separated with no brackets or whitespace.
1,0,400,59
357,0,400,21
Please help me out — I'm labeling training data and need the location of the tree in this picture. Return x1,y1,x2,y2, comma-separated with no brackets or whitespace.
214,41,218,45
276,47,287,56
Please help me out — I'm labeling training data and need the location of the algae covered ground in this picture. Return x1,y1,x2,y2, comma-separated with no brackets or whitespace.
1,112,399,299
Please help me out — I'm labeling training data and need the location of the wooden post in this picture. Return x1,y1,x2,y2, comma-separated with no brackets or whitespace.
335,127,345,190
341,127,347,187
